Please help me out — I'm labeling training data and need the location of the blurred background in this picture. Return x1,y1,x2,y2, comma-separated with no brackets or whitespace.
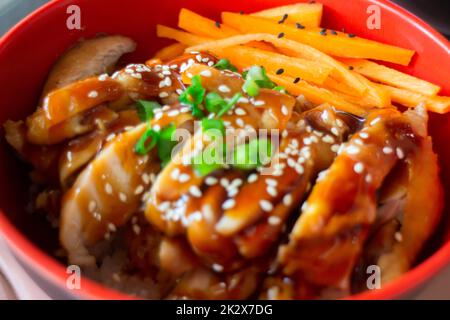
0,0,449,300
0,0,449,37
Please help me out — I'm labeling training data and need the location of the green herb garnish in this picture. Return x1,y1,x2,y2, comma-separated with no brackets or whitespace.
157,124,177,167
134,127,159,155
213,58,238,72
232,138,273,170
242,66,277,96
135,100,161,122
217,93,242,117
179,75,206,118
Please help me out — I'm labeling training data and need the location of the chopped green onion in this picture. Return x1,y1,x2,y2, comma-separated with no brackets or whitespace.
205,92,226,114
243,78,260,97
213,58,238,72
134,127,159,155
157,124,177,167
242,66,277,96
273,86,288,94
217,93,242,117
179,75,206,118
201,118,225,135
135,100,161,122
192,141,226,177
232,138,273,170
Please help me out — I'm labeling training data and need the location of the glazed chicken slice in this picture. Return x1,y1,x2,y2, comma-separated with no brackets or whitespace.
60,104,195,266
145,64,295,237
265,107,434,299
356,107,443,285
41,35,136,97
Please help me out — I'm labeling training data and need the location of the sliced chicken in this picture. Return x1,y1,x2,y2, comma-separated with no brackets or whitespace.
271,108,429,298
42,35,136,96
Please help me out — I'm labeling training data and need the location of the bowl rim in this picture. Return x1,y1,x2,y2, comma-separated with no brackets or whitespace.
0,0,449,300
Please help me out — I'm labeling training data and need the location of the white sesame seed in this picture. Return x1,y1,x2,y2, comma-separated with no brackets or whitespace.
253,100,265,106
260,200,273,212
236,118,244,127
331,144,340,152
179,173,191,183
295,164,304,174
354,162,364,174
248,173,258,183
238,97,249,104
106,133,116,142
105,183,113,195
212,264,224,272
370,118,380,126
222,199,236,210
395,232,403,242
396,147,405,159
360,132,369,139
218,85,231,93
322,135,334,144
266,178,277,187
268,216,281,226
220,178,230,188
88,201,96,213
235,108,246,116
347,145,360,155
117,192,127,203
159,91,169,98
133,224,141,235
383,146,393,154
189,185,202,198
108,223,117,232
365,174,373,183
200,70,212,77
134,185,144,195
283,194,292,206
331,127,339,136
281,105,289,116
205,176,218,186
168,109,180,117
267,186,278,197
98,74,108,81
88,90,99,98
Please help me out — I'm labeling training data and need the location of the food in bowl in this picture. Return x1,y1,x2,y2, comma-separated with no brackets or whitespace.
3,3,450,299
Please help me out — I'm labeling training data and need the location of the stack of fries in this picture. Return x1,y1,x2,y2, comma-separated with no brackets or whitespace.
152,3,450,116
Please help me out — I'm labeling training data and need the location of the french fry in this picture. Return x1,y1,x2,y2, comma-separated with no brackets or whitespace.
251,2,323,27
222,12,415,66
212,45,333,85
380,85,450,114
153,43,187,61
179,8,238,38
269,74,368,117
187,33,366,95
339,58,441,96
157,25,211,46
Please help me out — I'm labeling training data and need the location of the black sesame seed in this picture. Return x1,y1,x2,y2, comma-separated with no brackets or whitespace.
293,77,301,84
239,11,244,15
348,33,356,38
296,22,305,29
215,21,221,28
320,28,327,36
278,32,285,38
330,29,338,35
278,13,288,24
276,68,285,75
348,66,354,70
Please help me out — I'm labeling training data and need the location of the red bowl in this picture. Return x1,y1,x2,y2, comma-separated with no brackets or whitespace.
0,0,449,300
